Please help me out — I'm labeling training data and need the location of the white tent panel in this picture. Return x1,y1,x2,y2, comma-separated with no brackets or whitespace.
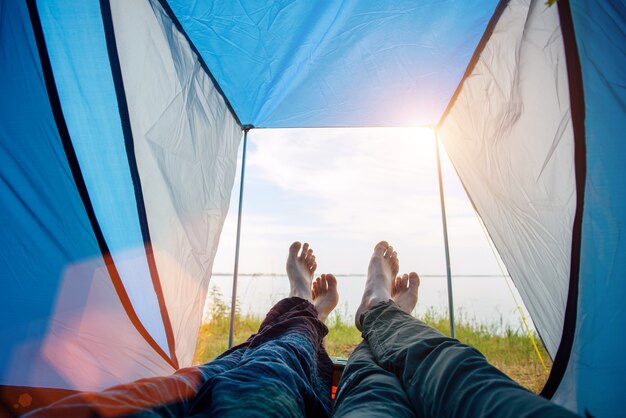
437,0,575,357
110,0,242,366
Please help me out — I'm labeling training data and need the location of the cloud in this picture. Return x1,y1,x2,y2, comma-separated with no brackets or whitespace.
248,128,442,235
208,128,503,275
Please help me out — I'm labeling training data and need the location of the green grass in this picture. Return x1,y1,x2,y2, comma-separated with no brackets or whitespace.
194,288,551,394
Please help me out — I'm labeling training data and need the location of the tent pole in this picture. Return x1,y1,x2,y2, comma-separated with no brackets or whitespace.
434,130,455,338
228,129,249,349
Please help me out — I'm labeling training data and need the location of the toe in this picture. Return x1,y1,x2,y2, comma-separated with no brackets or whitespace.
320,275,328,293
384,246,394,259
392,259,400,275
408,272,420,288
326,274,337,290
300,243,309,260
374,241,389,257
310,262,317,272
390,251,398,266
391,276,400,296
289,241,301,256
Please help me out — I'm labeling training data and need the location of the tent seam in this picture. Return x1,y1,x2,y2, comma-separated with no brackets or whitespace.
155,0,246,129
436,0,510,130
26,0,177,371
540,0,586,400
99,0,180,370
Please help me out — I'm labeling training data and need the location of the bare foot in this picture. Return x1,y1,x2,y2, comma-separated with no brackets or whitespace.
355,241,399,330
286,241,316,301
391,272,420,313
312,274,339,322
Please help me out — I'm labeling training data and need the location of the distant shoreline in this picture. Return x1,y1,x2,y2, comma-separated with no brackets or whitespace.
211,273,511,278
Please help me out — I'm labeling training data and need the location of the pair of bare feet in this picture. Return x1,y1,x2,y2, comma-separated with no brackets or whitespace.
285,240,420,328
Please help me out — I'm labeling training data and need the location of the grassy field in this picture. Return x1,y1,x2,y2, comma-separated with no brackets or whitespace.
194,288,551,394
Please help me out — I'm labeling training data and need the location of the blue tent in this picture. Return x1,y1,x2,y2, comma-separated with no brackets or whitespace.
1,0,624,416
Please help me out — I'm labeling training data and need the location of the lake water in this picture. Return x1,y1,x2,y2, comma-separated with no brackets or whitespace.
204,274,537,334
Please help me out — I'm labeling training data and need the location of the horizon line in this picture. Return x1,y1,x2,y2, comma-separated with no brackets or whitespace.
212,273,511,278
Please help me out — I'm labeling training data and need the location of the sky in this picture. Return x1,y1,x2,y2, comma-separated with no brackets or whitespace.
212,127,508,278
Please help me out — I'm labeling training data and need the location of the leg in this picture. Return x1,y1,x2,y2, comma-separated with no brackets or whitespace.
202,297,332,417
195,242,339,417
334,241,413,417
352,241,578,418
333,341,414,418
27,242,339,418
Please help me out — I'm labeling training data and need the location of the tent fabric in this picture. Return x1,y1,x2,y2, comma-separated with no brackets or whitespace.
0,0,175,392
551,1,626,416
1,0,624,416
109,0,242,366
166,0,500,128
0,0,107,387
0,0,240,398
37,0,171,356
437,0,574,358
